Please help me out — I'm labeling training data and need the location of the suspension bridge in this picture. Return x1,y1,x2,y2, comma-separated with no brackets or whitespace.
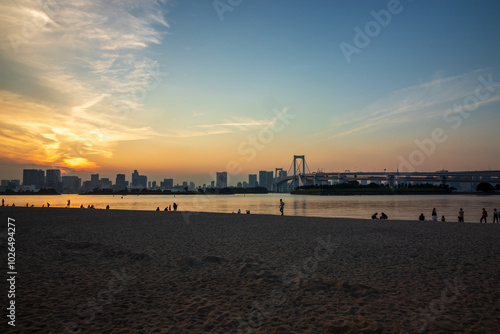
271,155,500,193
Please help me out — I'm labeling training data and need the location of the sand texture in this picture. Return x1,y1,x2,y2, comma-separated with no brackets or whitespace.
1,207,499,333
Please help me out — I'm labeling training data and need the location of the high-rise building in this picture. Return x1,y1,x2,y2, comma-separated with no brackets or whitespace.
267,171,274,190
101,178,112,189
152,181,157,190
258,170,274,190
132,170,139,187
138,175,147,189
216,172,228,188
90,173,100,190
23,169,45,189
62,176,81,193
249,174,258,187
210,181,215,188
45,169,62,192
161,178,174,189
115,174,127,191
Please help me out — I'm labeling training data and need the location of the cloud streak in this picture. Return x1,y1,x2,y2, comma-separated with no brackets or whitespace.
323,69,500,139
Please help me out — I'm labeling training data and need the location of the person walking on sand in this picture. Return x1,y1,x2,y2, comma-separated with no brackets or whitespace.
458,208,464,222
2,198,4,206
279,199,285,216
67,200,70,207
480,208,488,223
493,208,499,223
173,202,178,211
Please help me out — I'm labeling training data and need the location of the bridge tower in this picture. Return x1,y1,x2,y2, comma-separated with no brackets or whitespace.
293,155,306,188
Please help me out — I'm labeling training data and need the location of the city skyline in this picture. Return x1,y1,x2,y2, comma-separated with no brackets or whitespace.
1,1,500,184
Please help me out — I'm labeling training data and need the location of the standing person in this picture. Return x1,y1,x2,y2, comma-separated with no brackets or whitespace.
67,200,71,207
431,208,438,222
458,208,464,222
279,199,285,216
173,202,178,211
480,208,488,223
47,202,50,208
419,213,425,221
493,208,499,223
2,198,4,206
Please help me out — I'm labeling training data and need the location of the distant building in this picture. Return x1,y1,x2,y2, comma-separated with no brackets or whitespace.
258,170,274,190
249,174,258,188
210,181,215,188
90,173,100,190
23,169,45,189
62,176,81,193
161,178,174,189
138,175,147,189
101,178,112,189
237,182,242,188
115,174,127,191
152,181,157,190
132,170,139,187
216,172,228,188
189,182,195,191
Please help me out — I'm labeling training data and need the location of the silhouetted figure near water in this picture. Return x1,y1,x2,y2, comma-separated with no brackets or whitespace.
106,205,110,209
371,213,378,219
47,202,50,208
173,203,178,211
480,208,488,223
67,200,71,207
2,198,4,206
441,215,446,222
279,199,284,216
156,207,160,211
419,213,425,221
493,208,499,223
432,208,437,222
380,212,388,220
458,208,464,222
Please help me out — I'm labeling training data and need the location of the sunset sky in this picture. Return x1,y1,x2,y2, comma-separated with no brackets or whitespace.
1,0,500,185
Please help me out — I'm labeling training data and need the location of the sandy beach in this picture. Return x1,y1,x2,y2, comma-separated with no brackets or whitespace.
1,207,499,333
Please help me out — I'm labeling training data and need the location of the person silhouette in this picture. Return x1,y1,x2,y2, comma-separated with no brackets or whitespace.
480,208,488,223
279,199,285,216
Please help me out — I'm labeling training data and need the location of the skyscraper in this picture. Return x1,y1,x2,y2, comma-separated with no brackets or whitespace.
249,174,257,188
22,169,44,189
46,169,62,192
132,170,139,187
115,174,127,191
90,173,100,190
216,172,228,188
62,176,81,193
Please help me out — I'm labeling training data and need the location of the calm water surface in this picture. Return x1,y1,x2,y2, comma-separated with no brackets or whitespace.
3,194,499,223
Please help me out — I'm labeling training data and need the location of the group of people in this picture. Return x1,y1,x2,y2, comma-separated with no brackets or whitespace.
418,207,500,223
156,202,178,211
371,212,388,220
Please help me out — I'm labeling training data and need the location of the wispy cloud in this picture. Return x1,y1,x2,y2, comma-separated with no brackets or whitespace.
169,107,291,138
0,0,169,170
322,69,500,139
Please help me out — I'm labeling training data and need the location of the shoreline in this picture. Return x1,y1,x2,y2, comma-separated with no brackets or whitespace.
2,207,499,332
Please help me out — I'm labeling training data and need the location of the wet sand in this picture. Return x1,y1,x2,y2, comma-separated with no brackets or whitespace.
1,207,499,333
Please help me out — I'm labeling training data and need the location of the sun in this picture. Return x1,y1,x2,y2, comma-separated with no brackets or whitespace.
63,158,98,170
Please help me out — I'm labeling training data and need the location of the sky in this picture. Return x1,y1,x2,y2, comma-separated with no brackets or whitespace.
1,0,500,186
